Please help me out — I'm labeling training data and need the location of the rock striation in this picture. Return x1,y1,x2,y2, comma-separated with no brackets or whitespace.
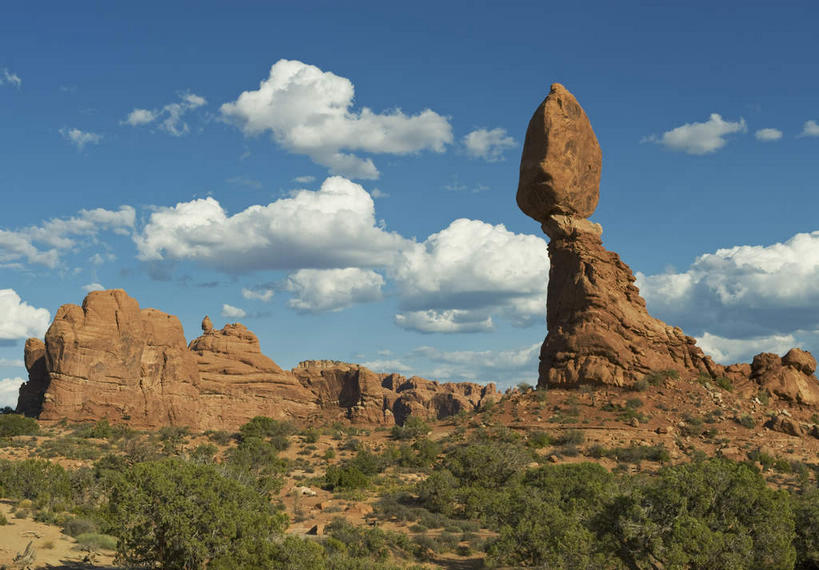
518,84,819,397
18,289,497,429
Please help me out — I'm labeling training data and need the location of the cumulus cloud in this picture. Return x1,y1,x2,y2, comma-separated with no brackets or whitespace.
0,377,24,409
123,92,207,136
220,59,453,179
391,218,548,331
134,176,409,272
82,282,105,292
241,287,274,302
643,113,747,154
463,128,516,161
285,268,384,313
0,290,50,340
637,230,819,340
0,205,135,268
1,68,21,88
221,304,247,319
695,332,798,364
755,128,782,141
800,120,819,137
394,310,493,333
60,127,102,150
359,359,413,373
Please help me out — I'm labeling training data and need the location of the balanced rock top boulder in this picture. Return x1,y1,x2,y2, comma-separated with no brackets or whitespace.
517,83,602,223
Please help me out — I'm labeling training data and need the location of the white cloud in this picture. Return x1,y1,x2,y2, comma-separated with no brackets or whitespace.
82,282,105,293
1,68,21,88
394,310,493,333
370,188,389,199
410,343,539,386
360,359,413,373
637,230,819,339
0,205,135,268
644,113,747,154
800,120,819,137
123,92,207,136
135,176,409,272
755,128,782,141
695,332,798,364
463,128,516,161
285,268,384,313
242,287,274,302
60,127,102,150
293,175,316,184
0,290,50,340
220,59,453,179
391,218,548,331
0,358,25,367
0,377,25,409
221,304,247,319
124,108,157,126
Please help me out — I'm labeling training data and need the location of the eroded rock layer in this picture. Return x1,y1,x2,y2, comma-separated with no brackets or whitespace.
18,289,497,429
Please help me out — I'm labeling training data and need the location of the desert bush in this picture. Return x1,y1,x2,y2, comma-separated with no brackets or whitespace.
737,414,756,429
63,517,98,537
597,459,795,569
391,416,431,440
107,457,287,569
323,464,370,491
224,437,287,493
73,419,114,440
76,532,118,551
0,458,71,504
527,430,553,448
203,429,233,445
238,416,295,451
0,414,39,437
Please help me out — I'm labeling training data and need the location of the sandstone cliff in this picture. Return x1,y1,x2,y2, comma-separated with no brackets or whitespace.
17,290,497,429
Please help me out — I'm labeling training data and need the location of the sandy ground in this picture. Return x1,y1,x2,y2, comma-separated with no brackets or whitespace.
0,501,116,569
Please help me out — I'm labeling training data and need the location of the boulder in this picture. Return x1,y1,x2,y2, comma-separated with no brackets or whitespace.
750,351,819,406
517,83,601,222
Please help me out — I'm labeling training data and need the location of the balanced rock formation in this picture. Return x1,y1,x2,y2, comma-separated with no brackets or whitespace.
518,83,720,388
18,289,497,429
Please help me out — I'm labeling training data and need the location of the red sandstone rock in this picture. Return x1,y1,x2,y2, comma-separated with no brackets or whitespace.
18,290,494,429
517,83,601,222
36,289,201,428
751,351,819,406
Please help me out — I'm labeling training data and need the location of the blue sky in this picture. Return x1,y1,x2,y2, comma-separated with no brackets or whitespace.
2,1,819,407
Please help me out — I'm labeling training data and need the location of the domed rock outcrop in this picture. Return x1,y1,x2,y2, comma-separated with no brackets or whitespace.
18,289,498,429
31,289,201,427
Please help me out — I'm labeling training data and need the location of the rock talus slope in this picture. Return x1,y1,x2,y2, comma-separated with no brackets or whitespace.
18,290,497,429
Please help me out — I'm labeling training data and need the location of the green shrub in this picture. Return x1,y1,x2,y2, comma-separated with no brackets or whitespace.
598,459,795,569
527,430,553,448
323,464,370,491
0,414,39,437
391,416,431,440
63,517,98,537
73,419,114,440
715,376,734,391
737,414,756,429
76,532,118,551
557,429,585,445
107,458,287,569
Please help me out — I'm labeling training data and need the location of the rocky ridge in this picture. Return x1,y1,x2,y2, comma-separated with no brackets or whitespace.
18,290,497,430
517,83,819,405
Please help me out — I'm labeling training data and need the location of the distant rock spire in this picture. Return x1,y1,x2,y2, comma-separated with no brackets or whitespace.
202,315,213,333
